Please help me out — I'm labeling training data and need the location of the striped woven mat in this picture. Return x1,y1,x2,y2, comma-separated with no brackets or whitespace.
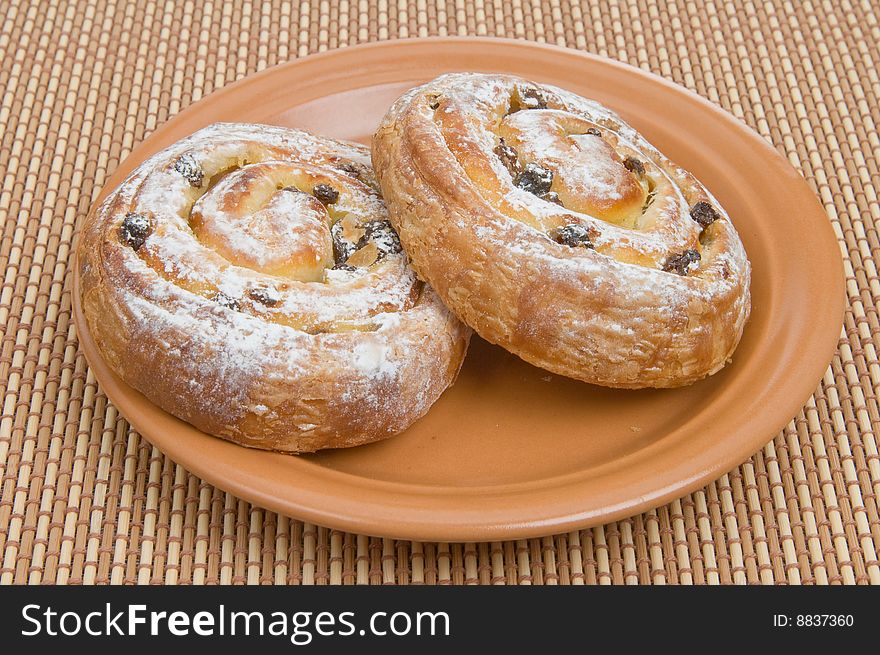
1,0,878,584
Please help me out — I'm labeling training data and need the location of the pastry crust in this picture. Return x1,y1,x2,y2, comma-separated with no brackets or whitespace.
78,123,470,452
372,73,751,388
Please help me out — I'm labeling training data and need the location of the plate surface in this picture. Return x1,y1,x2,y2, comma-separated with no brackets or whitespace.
73,38,845,541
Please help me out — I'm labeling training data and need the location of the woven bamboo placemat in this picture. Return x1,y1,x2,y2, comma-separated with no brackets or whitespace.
1,0,878,585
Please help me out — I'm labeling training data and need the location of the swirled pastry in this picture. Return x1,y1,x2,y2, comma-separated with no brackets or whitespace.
78,123,469,452
373,73,751,388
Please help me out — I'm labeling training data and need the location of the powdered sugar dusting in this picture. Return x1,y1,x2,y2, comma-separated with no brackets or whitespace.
413,73,749,289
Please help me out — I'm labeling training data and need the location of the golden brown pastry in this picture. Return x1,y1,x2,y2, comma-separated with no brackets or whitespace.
372,73,751,388
78,123,469,452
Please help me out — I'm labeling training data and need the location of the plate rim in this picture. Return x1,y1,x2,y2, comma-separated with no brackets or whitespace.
73,36,846,541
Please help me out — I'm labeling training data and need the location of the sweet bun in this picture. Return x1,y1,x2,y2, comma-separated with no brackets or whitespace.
372,73,751,388
79,123,469,452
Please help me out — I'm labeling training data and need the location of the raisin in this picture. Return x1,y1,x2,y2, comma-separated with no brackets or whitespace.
331,221,355,266
540,191,564,206
690,201,719,228
518,86,547,109
623,157,645,176
337,162,361,179
356,220,402,258
514,163,553,195
585,127,602,136
494,140,521,177
662,249,701,275
120,212,152,250
213,291,239,311
248,287,281,307
281,185,305,193
332,262,357,272
313,184,340,204
549,224,594,248
173,153,203,187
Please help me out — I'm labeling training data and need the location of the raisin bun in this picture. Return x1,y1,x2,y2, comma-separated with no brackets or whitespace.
372,73,750,388
78,123,470,452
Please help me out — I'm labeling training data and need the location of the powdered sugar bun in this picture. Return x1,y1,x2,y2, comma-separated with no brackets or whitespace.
372,73,750,388
79,123,469,452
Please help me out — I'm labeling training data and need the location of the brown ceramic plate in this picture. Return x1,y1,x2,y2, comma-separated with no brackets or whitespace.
72,38,845,541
